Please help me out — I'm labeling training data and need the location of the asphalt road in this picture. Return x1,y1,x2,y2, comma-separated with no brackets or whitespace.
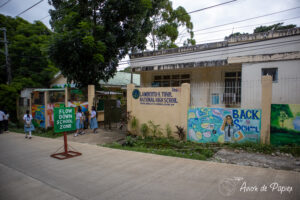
0,132,299,200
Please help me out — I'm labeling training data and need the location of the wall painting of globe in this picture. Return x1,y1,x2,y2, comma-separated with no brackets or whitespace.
271,104,300,146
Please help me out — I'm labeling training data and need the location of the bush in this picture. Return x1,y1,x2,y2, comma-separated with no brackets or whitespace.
148,120,163,137
140,123,149,138
165,124,172,138
175,126,185,140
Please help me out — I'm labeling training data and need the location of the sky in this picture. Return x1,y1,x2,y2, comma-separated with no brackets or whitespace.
0,0,300,70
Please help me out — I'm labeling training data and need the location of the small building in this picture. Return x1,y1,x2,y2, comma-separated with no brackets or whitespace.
19,72,140,128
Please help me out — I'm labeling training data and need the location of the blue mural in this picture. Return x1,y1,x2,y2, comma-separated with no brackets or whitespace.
187,108,261,143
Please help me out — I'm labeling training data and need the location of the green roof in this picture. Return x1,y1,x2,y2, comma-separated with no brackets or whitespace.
100,72,140,86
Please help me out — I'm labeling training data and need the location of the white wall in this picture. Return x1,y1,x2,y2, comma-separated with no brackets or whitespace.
131,35,300,68
242,60,300,108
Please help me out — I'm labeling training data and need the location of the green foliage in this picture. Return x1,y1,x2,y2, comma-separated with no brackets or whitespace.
0,14,57,121
148,120,163,137
104,136,215,160
149,0,195,50
48,0,156,87
225,23,296,39
165,124,172,138
254,23,296,33
140,123,149,138
124,136,136,147
130,116,139,135
271,104,293,127
175,125,185,140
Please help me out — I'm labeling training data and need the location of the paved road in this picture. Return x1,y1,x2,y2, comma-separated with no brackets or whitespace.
0,132,299,200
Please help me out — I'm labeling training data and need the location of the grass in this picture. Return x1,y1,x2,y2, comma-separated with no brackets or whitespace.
103,136,300,160
9,127,65,138
103,137,216,161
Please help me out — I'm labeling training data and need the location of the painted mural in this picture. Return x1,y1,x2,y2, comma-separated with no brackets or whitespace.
187,108,261,143
32,105,45,128
68,101,88,113
271,104,300,146
46,103,65,127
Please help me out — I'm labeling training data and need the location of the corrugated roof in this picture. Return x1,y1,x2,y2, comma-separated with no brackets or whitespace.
100,72,140,86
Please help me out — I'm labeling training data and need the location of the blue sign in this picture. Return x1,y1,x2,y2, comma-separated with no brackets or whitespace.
132,89,140,99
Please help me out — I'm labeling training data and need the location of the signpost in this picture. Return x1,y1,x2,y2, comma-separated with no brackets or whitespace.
51,107,81,160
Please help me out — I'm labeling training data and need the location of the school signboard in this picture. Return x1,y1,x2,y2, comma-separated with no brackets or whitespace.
54,107,76,133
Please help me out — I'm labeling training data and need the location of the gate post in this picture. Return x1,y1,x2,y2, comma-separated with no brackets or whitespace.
261,75,272,144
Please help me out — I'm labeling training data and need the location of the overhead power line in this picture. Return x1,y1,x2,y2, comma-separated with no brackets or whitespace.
189,15,300,37
179,6,300,36
0,0,11,9
16,0,44,17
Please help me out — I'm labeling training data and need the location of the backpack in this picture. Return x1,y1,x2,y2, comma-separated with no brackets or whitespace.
25,116,31,128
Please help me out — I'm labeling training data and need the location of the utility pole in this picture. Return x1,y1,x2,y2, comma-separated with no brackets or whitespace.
0,27,12,84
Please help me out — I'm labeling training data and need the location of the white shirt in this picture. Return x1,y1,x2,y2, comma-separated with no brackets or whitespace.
0,111,5,121
76,112,82,120
23,114,33,122
4,113,9,120
91,110,96,118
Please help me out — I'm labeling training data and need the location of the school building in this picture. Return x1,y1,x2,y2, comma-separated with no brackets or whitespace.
127,28,300,145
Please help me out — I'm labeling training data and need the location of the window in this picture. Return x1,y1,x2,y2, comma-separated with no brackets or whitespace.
224,71,241,105
152,74,190,87
262,68,278,82
211,93,219,105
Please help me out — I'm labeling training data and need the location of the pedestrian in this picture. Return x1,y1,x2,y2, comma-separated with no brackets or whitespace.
74,106,84,137
80,109,86,135
3,109,9,132
90,106,98,133
0,109,4,134
23,110,34,139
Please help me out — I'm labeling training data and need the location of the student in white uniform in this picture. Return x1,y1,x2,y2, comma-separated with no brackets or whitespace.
74,106,84,137
90,106,98,133
23,110,35,139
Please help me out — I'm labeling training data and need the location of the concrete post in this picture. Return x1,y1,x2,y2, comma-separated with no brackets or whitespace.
127,84,135,133
88,85,95,114
44,91,48,128
261,75,272,144
181,83,190,140
64,87,69,107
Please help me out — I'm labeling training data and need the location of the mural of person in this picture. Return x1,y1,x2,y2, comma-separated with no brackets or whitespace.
221,115,243,142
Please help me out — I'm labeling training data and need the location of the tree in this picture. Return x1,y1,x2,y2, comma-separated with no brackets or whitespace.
225,23,297,39
0,14,56,121
120,67,132,73
149,0,195,50
48,0,157,87
254,23,296,33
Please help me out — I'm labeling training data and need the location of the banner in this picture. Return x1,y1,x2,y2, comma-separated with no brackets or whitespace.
187,108,261,143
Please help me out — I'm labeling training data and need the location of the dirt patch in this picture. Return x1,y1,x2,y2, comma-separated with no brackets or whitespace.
58,128,127,145
209,148,300,172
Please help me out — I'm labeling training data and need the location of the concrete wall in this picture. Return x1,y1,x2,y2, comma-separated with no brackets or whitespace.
242,60,300,108
127,83,190,138
139,65,241,108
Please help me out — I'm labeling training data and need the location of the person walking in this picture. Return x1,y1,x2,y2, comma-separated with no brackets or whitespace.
3,110,9,132
90,106,98,133
0,109,4,134
74,106,84,137
23,110,34,139
80,109,86,135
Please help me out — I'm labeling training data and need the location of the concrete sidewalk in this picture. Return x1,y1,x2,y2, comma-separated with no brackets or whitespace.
0,132,299,200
